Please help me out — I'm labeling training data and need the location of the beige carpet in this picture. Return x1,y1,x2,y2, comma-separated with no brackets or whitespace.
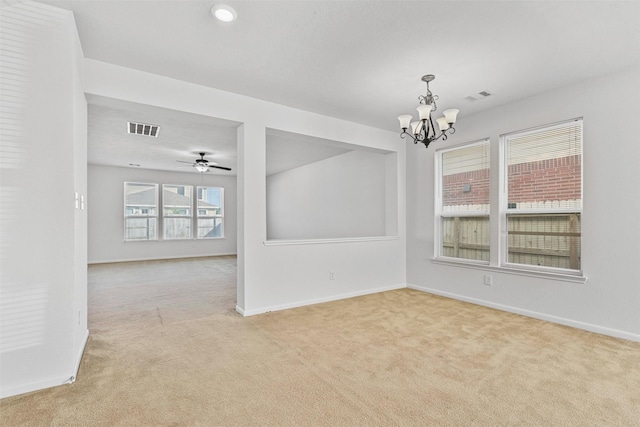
1,256,639,426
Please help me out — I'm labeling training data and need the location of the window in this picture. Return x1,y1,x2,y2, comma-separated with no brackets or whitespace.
502,119,582,271
162,184,193,240
436,139,490,262
124,182,158,240
124,182,225,241
434,118,584,279
197,186,224,238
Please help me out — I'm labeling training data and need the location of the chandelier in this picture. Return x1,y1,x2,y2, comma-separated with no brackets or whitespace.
398,74,459,149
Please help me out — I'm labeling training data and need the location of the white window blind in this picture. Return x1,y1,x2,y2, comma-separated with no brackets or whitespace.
505,119,582,211
441,140,491,213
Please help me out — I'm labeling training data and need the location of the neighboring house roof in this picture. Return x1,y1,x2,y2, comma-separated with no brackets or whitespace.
163,190,192,207
197,199,218,209
127,188,219,209
126,188,157,206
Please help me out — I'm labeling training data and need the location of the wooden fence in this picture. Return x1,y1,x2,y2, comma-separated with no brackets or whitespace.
442,213,581,269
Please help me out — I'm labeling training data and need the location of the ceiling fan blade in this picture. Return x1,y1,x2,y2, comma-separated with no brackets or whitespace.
210,165,232,171
176,160,194,164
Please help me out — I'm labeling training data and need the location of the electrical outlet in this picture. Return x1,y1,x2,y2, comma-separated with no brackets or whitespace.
329,271,335,280
484,275,493,286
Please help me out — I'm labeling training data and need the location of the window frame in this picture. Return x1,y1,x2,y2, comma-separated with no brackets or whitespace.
434,138,491,265
124,181,227,243
196,186,225,239
499,118,583,276
123,182,159,241
162,184,194,241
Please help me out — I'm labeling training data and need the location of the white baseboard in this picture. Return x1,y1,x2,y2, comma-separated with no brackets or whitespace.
72,329,89,380
0,329,89,399
407,283,640,343
238,283,407,317
0,374,74,399
1,329,89,399
88,252,237,265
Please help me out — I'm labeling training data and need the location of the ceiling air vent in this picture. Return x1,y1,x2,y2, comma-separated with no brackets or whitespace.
128,121,160,137
464,91,493,102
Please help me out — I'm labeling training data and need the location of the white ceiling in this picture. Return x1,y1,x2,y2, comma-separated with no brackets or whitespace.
87,95,239,174
39,0,640,174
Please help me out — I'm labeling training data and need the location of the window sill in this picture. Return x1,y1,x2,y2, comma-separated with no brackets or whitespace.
431,257,587,284
264,236,399,246
124,237,226,243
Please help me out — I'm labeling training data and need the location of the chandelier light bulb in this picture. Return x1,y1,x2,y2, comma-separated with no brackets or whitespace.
417,104,433,120
436,117,450,132
410,121,422,135
398,115,412,130
443,109,459,124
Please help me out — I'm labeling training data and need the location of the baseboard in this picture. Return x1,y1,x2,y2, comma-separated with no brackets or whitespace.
72,329,89,380
407,283,640,342
0,329,89,399
239,283,406,317
88,252,237,265
0,373,75,399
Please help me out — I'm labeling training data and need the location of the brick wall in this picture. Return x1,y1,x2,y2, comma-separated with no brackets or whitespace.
442,154,581,207
442,168,490,206
508,154,581,204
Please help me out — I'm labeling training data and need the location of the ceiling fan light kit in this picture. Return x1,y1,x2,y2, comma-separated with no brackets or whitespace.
398,74,459,149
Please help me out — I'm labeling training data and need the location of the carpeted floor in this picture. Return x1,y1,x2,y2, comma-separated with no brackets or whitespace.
1,255,639,426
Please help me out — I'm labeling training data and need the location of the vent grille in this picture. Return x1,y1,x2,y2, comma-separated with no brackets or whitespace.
464,91,493,102
128,122,160,137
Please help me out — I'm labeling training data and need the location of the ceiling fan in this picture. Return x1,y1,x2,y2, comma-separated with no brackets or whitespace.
176,152,231,173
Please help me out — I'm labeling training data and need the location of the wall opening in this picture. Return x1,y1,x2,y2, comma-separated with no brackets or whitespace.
265,128,398,241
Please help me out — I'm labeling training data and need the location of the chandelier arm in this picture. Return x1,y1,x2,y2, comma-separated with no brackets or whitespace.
432,127,456,145
400,130,419,145
428,115,437,141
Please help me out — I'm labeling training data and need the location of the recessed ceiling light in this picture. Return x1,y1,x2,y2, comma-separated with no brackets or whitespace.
211,4,237,22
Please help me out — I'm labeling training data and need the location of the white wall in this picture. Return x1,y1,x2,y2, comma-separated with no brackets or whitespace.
407,66,640,341
83,59,406,316
71,4,89,380
267,150,392,240
0,2,88,398
88,164,237,263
